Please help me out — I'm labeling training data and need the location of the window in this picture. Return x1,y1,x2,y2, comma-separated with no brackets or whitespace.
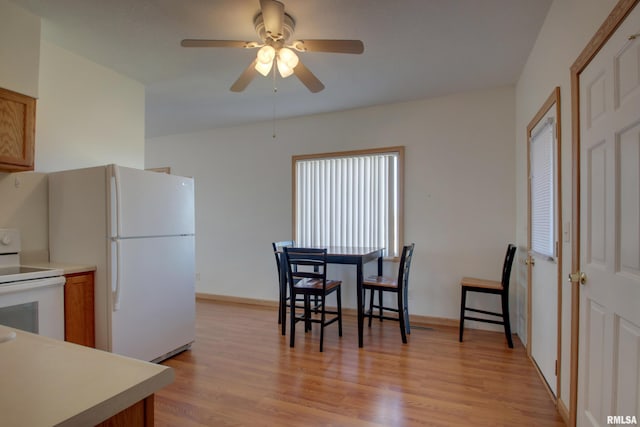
293,147,403,258
530,118,556,258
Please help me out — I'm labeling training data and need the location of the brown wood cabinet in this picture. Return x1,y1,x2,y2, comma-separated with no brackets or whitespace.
0,87,36,172
96,395,155,427
64,271,95,348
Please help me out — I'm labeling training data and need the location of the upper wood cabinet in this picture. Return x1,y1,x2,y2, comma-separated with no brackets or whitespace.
0,87,36,172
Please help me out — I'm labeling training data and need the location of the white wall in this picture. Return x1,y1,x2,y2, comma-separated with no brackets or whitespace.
147,86,516,322
0,1,146,256
35,40,145,172
0,173,48,261
514,0,618,413
0,0,40,97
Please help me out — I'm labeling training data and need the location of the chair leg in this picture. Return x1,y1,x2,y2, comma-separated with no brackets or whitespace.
501,292,514,348
378,289,383,322
290,291,296,348
337,288,343,337
304,295,312,333
403,289,411,335
368,289,374,327
459,287,467,342
398,291,407,344
280,296,287,336
319,294,326,352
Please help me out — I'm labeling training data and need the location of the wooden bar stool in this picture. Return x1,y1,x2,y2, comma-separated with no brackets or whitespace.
284,247,343,352
459,244,517,348
363,243,415,344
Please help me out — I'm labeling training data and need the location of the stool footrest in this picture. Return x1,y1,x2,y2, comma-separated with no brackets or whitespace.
463,315,505,326
464,307,502,317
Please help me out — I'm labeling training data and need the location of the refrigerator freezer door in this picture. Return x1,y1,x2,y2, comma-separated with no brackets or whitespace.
110,165,195,238
110,235,195,361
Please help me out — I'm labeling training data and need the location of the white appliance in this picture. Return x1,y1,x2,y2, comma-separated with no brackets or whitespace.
0,229,65,340
48,165,195,362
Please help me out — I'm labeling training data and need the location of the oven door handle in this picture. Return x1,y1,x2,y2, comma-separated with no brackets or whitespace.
112,238,122,311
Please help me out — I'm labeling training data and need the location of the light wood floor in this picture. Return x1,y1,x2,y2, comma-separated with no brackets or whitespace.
155,300,565,426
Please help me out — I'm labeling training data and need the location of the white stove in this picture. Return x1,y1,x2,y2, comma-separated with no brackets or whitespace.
0,266,64,284
0,229,65,339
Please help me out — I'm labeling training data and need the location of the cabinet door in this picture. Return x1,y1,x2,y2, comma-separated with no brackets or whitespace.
0,87,35,172
64,272,95,348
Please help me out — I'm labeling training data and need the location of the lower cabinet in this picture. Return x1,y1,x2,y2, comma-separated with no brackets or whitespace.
96,395,155,427
64,271,95,348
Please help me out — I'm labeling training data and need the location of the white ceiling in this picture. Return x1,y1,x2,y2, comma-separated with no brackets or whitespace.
9,0,552,138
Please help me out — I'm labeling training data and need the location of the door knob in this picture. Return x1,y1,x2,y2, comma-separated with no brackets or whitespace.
568,271,587,285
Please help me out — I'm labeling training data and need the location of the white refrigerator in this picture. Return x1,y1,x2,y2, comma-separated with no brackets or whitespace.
49,164,195,362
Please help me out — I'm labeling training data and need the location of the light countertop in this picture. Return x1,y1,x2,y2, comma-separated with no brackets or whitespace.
24,262,96,276
0,325,173,426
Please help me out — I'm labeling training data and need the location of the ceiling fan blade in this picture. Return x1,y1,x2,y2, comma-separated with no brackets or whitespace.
293,61,325,93
291,39,364,54
260,0,285,40
230,59,259,92
181,39,258,48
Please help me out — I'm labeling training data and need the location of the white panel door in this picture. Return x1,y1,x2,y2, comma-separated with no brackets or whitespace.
110,235,195,361
531,253,558,395
529,110,559,397
578,5,640,426
110,165,195,238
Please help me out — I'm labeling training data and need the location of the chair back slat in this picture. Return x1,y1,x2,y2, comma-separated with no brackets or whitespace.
398,243,415,293
284,247,328,289
272,240,295,277
500,244,517,291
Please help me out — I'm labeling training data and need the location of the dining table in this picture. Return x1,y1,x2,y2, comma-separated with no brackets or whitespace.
279,246,385,348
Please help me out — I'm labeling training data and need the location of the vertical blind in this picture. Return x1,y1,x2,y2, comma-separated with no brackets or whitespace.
530,118,556,258
295,152,399,257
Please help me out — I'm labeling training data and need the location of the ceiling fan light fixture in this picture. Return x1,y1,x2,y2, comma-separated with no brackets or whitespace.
255,45,276,76
278,47,298,68
181,0,362,93
257,45,275,62
276,47,298,77
255,60,273,76
276,59,294,78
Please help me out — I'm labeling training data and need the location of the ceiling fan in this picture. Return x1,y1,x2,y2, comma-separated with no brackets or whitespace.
181,0,364,93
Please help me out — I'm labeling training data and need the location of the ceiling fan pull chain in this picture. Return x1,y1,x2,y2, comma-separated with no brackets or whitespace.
272,66,277,138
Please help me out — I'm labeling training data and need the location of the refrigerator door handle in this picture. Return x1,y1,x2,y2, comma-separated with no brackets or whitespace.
111,165,122,238
112,238,122,311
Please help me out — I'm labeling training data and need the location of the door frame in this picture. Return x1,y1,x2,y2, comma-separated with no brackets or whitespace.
526,86,562,401
569,0,639,426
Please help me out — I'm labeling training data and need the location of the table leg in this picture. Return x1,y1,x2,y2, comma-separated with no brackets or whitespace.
357,260,364,348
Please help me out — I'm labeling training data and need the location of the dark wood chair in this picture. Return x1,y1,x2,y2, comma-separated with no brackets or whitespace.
272,240,295,327
459,243,517,348
283,247,342,352
272,241,321,335
363,243,415,344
